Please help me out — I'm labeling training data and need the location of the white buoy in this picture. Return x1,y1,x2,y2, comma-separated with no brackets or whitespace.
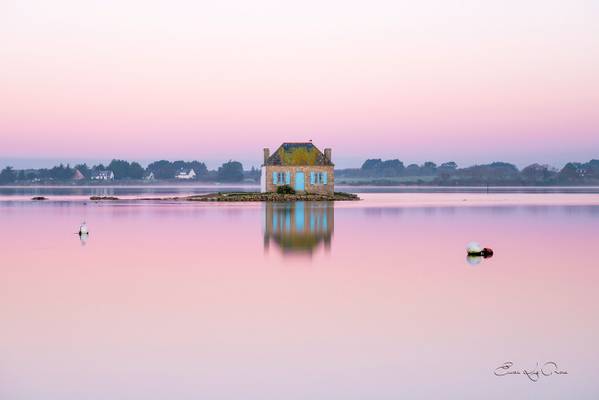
466,255,482,266
79,222,88,235
466,241,482,255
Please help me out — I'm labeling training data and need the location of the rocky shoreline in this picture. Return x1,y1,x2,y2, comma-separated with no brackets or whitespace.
140,191,360,202
26,192,360,202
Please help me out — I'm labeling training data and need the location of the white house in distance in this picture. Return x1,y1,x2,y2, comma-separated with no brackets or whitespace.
91,170,114,181
175,169,196,180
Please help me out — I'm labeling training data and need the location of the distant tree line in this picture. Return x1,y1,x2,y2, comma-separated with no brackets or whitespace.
2,158,599,186
335,159,599,185
0,159,257,184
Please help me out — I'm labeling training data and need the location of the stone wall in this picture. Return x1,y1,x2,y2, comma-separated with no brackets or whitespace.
264,165,334,194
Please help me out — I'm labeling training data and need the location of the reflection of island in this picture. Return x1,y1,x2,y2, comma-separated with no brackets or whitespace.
264,202,334,255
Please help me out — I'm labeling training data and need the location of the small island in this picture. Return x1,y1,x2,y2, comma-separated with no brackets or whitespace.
142,191,359,202
188,191,358,202
90,196,120,200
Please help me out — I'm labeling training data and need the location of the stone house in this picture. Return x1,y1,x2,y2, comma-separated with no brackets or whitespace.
261,142,334,194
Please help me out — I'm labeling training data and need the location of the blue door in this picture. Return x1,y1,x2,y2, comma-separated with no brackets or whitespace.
295,172,305,191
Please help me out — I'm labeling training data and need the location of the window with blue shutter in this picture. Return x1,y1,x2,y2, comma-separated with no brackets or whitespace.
285,171,291,184
272,172,278,184
310,172,315,185
323,172,328,185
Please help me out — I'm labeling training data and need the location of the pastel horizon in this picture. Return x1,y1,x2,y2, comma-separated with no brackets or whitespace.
1,0,598,168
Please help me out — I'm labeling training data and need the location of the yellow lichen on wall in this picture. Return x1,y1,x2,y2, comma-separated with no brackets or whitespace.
278,147,318,165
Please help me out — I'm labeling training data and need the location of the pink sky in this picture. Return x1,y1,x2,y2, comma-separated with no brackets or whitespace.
1,0,598,168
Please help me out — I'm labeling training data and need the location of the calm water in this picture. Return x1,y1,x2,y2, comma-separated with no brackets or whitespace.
1,190,599,399
2,184,599,201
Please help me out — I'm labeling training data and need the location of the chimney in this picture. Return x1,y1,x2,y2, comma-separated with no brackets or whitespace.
324,148,332,162
263,148,270,165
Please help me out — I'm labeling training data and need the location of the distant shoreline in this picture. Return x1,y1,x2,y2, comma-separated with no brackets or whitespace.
336,181,599,187
2,159,598,186
2,181,599,187
0,181,259,187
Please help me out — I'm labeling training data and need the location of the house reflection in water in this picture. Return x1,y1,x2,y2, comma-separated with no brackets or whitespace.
263,202,334,255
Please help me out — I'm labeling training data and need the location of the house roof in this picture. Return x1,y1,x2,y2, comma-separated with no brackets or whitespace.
72,169,85,180
265,142,333,166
